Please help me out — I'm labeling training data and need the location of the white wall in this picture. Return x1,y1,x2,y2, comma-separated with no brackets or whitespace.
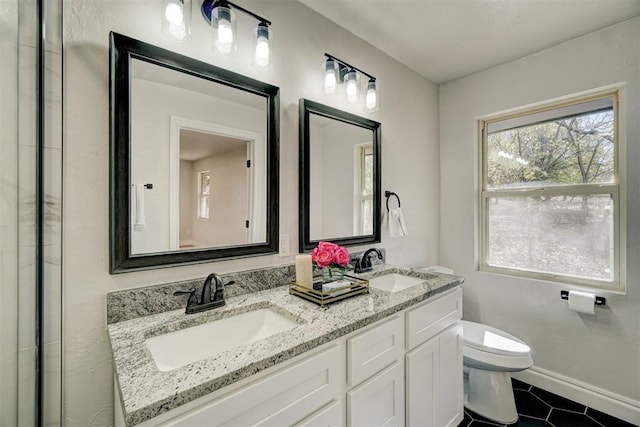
440,17,640,411
63,0,439,424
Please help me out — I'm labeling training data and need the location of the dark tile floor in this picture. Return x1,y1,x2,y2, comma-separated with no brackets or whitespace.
458,378,637,427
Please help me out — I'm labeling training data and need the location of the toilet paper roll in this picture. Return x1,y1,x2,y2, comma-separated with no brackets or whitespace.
568,290,596,315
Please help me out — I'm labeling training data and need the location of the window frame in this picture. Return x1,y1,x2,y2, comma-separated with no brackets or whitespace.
197,170,211,220
354,143,374,235
478,90,623,291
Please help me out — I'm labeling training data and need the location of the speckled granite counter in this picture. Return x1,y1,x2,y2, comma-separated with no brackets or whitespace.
107,265,463,426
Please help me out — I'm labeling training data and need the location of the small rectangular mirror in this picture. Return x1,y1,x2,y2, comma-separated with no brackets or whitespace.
299,99,381,252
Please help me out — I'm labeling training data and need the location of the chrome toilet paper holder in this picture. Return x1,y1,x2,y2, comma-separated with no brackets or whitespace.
560,290,606,306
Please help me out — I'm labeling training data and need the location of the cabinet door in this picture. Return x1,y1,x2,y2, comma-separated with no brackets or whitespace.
438,323,463,427
405,335,439,427
405,323,463,427
347,361,405,427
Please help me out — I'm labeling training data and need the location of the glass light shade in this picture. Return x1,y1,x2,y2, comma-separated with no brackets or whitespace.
324,59,337,93
253,23,270,69
365,79,378,111
212,5,236,54
346,69,358,102
161,0,191,41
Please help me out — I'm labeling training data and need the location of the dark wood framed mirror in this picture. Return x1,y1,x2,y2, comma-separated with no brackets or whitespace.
299,99,381,252
110,32,279,273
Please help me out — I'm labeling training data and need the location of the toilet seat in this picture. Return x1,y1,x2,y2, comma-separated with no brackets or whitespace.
462,321,533,372
462,321,530,356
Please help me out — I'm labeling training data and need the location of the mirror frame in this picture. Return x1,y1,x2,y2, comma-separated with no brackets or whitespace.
298,98,381,252
109,32,279,273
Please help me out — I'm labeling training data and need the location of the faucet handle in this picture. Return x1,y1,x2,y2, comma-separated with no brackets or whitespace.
174,288,198,310
212,277,235,302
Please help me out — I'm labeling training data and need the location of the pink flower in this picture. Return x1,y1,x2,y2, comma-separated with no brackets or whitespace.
311,241,351,269
311,241,336,268
333,246,350,267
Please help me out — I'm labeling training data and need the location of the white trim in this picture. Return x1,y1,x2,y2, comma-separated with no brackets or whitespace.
487,97,613,134
513,366,640,425
353,142,373,235
168,116,265,249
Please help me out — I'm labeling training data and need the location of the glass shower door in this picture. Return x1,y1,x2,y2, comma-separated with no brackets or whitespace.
0,0,62,425
0,0,39,424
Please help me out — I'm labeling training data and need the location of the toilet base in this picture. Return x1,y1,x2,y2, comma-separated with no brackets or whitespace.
464,367,518,424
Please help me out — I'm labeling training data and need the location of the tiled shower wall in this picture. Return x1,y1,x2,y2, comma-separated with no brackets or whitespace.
0,0,63,425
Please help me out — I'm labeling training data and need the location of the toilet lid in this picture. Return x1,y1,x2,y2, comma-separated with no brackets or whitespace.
462,320,530,356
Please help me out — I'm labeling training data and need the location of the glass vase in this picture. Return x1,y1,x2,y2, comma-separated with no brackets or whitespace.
321,267,345,284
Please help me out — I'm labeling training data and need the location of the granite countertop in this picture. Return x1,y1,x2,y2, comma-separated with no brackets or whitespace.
108,266,463,426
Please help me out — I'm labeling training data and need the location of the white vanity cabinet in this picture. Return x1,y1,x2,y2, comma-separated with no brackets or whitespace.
116,287,462,427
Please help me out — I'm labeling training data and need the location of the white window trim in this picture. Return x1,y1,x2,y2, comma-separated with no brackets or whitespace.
353,142,373,235
197,170,211,220
478,89,625,292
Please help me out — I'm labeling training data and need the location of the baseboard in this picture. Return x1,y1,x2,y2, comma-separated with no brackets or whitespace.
512,366,640,425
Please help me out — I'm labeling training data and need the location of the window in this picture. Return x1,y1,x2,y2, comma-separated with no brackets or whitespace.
197,171,211,219
355,143,374,235
479,92,621,289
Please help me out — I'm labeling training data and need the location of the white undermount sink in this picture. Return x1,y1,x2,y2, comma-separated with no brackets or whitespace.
146,307,300,371
369,273,425,293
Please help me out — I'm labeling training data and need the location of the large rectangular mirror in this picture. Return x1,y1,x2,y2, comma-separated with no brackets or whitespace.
110,32,279,272
299,99,381,252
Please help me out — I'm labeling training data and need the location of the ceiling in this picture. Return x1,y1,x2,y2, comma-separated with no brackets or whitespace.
180,129,247,161
300,0,640,84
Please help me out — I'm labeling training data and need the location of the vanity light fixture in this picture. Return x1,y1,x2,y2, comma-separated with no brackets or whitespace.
201,0,272,69
346,69,358,102
323,53,378,111
324,58,337,93
162,0,192,41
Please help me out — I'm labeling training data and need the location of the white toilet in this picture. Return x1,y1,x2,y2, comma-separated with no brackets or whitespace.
462,320,533,423
422,266,533,424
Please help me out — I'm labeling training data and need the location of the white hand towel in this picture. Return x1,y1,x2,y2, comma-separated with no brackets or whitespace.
133,184,146,229
388,207,407,237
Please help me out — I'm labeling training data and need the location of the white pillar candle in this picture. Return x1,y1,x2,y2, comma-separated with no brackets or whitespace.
295,254,313,289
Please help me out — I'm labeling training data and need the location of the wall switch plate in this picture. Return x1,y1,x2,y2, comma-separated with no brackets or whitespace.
279,234,290,257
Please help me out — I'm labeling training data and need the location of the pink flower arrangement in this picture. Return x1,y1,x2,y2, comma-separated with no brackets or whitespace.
311,241,351,269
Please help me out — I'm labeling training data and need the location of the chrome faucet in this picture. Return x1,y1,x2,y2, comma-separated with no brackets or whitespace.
174,273,235,314
354,248,384,273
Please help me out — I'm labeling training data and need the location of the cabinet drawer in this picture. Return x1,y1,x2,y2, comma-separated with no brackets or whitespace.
295,400,343,427
166,345,341,427
406,288,462,350
347,316,403,386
